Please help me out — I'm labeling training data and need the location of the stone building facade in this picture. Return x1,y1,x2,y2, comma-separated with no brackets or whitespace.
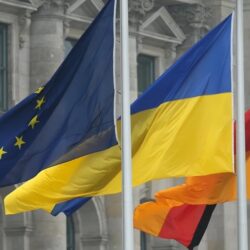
0,0,249,249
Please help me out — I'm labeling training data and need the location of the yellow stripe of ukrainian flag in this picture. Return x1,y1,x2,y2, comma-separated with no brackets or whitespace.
5,93,233,214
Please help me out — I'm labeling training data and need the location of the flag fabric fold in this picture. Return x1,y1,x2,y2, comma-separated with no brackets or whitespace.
134,108,250,249
51,197,91,216
4,14,234,215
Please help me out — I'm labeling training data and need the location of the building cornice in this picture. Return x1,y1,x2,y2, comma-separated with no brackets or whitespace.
0,0,37,11
4,226,33,236
205,0,235,9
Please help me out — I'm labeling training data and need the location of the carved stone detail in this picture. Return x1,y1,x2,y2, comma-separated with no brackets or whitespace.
186,4,211,29
19,11,31,49
37,0,67,16
129,0,155,31
169,3,211,43
165,43,177,60
41,0,64,10
63,19,70,39
141,0,154,12
129,0,155,13
169,3,210,31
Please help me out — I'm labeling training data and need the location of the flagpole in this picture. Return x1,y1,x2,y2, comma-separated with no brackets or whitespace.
236,0,248,249
120,0,134,249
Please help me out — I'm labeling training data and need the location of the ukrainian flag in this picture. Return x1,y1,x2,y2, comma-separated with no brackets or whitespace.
4,14,234,214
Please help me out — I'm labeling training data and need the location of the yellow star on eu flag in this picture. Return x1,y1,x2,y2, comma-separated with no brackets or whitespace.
35,96,45,110
15,136,26,150
29,115,39,129
35,86,44,94
0,147,7,160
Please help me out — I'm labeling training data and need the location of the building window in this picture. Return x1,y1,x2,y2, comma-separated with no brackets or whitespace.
137,54,155,96
65,38,77,57
67,216,75,250
0,23,8,111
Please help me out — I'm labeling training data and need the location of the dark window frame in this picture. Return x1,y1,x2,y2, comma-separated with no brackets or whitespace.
0,23,8,111
137,54,156,96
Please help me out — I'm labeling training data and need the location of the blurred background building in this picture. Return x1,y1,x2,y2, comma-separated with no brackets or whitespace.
0,0,249,249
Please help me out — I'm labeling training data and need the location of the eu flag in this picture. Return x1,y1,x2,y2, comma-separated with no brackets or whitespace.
0,0,117,187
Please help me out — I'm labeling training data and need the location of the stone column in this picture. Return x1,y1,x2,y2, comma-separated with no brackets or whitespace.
104,194,122,250
29,0,65,92
205,205,225,250
78,198,108,250
28,1,66,249
30,211,66,250
223,202,237,250
4,213,32,250
17,10,32,102
203,0,235,28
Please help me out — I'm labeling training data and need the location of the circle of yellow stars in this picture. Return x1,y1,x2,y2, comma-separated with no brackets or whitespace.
0,86,46,160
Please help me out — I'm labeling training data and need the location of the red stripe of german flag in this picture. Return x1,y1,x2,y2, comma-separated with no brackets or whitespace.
158,204,216,249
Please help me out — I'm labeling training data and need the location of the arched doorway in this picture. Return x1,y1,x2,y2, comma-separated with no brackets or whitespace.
69,197,108,250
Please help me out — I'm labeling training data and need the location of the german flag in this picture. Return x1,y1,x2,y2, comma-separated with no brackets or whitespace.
135,201,215,249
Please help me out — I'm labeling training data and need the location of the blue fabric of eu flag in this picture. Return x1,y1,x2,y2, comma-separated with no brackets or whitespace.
51,197,91,216
0,0,117,187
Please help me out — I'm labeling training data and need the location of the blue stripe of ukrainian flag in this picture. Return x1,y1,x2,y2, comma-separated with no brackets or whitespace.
4,13,234,215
